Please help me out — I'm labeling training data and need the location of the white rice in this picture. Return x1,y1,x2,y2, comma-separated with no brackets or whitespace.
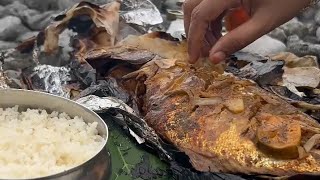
0,106,105,179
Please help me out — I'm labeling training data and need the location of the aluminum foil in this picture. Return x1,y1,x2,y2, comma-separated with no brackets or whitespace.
27,65,72,98
0,62,9,89
76,95,172,161
166,19,185,40
76,94,136,114
121,0,163,27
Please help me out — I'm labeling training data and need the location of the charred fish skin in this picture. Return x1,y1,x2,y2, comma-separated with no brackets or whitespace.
142,64,320,176
117,34,320,177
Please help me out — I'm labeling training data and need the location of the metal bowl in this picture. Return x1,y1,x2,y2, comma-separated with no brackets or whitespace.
0,89,111,180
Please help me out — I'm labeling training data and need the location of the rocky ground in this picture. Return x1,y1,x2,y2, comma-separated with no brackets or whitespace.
266,3,320,59
0,0,320,59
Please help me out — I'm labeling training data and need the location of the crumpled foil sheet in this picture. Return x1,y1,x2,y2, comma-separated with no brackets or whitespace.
27,65,72,98
0,74,8,89
76,94,136,114
76,95,172,161
0,62,9,89
121,0,163,27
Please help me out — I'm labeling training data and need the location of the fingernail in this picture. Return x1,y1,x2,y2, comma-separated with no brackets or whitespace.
210,51,226,64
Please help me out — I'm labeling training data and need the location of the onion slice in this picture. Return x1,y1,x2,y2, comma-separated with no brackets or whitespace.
298,146,308,159
310,149,320,160
303,134,320,152
193,97,223,106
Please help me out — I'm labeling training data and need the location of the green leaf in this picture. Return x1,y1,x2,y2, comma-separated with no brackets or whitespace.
105,117,171,180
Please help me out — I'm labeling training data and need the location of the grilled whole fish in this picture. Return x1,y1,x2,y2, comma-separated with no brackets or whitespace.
111,33,320,177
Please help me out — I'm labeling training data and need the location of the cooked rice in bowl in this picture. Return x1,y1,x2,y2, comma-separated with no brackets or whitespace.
0,106,106,179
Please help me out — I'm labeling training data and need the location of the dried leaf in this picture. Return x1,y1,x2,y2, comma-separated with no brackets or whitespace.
84,45,156,65
43,1,120,61
154,58,178,69
281,67,320,97
272,52,319,68
118,32,188,60
233,59,284,86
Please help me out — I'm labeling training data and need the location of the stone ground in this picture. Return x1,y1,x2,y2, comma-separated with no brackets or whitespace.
0,0,319,59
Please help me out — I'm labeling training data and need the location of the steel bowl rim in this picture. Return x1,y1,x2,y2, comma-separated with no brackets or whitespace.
0,89,109,180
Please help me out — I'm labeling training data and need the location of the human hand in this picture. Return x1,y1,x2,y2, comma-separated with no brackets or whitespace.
183,0,311,64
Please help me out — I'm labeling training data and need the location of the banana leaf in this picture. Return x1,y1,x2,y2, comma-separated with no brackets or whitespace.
104,114,171,180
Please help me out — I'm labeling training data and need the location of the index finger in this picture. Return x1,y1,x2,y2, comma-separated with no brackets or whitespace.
183,0,202,38
188,0,237,63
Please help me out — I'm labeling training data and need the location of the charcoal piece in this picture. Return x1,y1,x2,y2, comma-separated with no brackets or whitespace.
67,14,94,35
103,78,131,103
228,52,284,87
69,60,96,86
229,56,284,86
288,174,320,180
73,80,111,100
254,61,284,87
170,162,249,180
73,79,131,103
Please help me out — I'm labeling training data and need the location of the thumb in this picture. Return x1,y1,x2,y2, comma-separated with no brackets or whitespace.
209,16,269,64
